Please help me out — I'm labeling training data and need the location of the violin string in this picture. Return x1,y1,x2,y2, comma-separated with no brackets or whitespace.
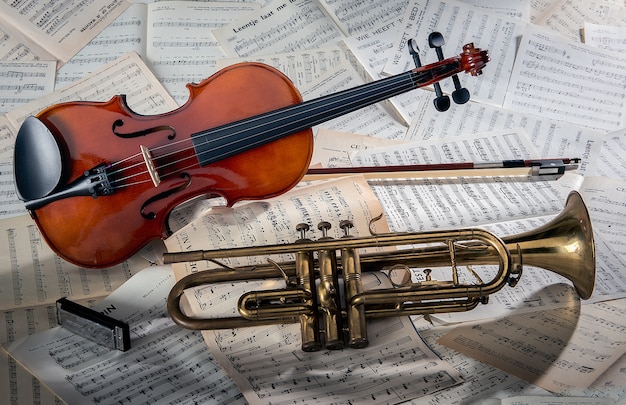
105,63,458,188
181,62,463,170
107,73,424,187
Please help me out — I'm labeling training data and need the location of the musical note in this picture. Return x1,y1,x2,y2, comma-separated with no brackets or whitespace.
438,299,626,395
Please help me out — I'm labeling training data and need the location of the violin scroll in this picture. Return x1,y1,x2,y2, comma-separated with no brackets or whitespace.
461,43,490,76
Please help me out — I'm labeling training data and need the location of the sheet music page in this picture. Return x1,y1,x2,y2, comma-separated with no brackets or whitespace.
315,0,408,35
0,157,25,219
405,93,603,175
414,318,555,403
6,266,247,404
0,61,56,114
216,45,352,95
0,19,55,61
0,345,62,405
583,22,626,53
459,0,531,21
351,128,540,167
529,0,554,22
382,0,526,107
0,0,129,65
212,0,345,58
162,176,465,403
586,353,626,401
311,128,404,168
414,318,622,403
579,176,626,261
0,116,14,159
0,214,146,316
593,129,626,180
353,133,569,234
503,24,626,132
164,176,389,277
145,1,260,104
437,299,626,396
55,4,147,88
300,62,408,139
5,51,178,136
200,298,462,404
342,17,424,126
534,0,626,39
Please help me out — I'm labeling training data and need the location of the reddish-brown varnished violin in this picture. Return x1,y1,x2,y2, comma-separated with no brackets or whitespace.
14,35,489,268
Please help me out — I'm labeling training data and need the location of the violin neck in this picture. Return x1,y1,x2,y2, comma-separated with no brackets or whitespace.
192,58,462,166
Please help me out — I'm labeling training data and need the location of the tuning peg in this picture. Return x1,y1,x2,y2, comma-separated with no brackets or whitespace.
408,38,422,67
451,76,470,104
429,32,471,107
427,33,451,111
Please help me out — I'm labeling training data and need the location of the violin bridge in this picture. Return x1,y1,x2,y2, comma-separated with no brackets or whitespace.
140,145,161,187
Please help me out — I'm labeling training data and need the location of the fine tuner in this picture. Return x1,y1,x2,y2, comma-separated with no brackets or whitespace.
165,191,596,352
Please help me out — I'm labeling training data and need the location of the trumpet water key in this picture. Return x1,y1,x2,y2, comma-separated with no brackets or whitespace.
165,191,596,352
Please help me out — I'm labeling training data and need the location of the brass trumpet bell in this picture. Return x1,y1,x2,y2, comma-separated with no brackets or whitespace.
165,191,595,351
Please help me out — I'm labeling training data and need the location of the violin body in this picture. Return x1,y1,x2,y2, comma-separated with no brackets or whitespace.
14,37,489,268
21,63,313,267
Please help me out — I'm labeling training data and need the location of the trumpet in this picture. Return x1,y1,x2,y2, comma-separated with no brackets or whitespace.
165,191,595,352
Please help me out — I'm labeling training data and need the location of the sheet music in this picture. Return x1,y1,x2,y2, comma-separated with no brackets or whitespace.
6,266,247,404
529,0,556,22
412,319,553,403
0,345,61,405
0,116,12,160
5,51,178,141
459,0,531,21
0,61,56,114
0,20,55,61
311,128,403,168
503,24,626,132
300,62,408,139
201,301,462,404
164,176,389,277
216,46,352,89
413,318,623,404
593,128,626,180
315,0,408,35
55,4,147,88
351,128,540,167
0,0,129,65
405,93,603,175
579,176,626,261
0,214,146,314
438,299,626,396
534,0,626,39
583,22,626,53
342,17,424,126
0,157,25,219
145,1,260,104
213,0,344,58
382,0,526,107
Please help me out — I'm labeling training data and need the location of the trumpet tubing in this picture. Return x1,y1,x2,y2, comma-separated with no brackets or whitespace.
166,191,595,351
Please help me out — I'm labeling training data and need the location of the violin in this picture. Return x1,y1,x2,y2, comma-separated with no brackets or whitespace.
13,35,489,268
